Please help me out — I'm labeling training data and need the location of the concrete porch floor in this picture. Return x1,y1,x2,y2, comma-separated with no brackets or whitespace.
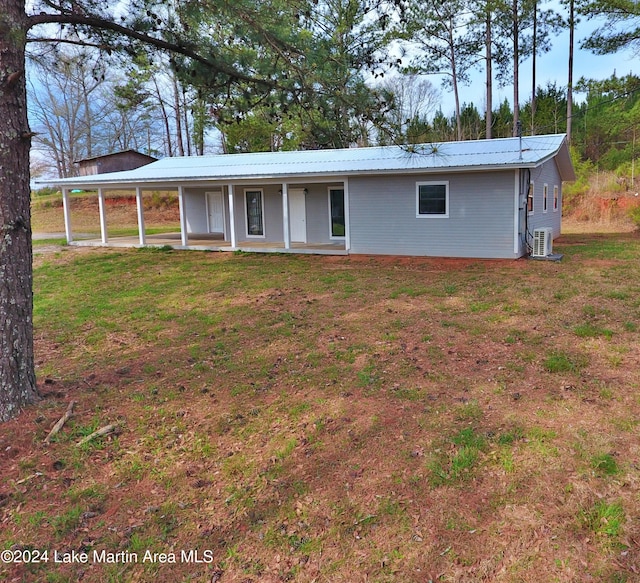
69,233,349,255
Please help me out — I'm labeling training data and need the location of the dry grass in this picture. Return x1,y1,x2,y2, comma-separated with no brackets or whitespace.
563,170,640,233
562,217,637,234
2,225,640,582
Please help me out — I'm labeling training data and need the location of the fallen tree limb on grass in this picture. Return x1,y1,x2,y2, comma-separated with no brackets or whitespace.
75,423,121,447
15,472,44,485
43,401,76,444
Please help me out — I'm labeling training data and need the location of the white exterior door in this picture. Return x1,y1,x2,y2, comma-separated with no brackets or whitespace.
207,191,224,233
289,189,306,243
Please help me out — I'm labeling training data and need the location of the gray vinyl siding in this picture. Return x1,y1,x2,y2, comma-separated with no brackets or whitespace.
348,171,517,258
184,189,210,234
304,185,328,244
527,159,563,238
263,186,284,242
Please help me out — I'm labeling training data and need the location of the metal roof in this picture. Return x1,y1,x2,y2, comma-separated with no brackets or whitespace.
51,134,575,188
74,149,158,164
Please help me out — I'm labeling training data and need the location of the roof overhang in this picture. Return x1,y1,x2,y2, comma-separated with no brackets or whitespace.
548,137,576,181
46,134,576,190
47,166,557,191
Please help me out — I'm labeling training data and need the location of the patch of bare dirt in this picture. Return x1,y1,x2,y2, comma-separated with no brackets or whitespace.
318,253,528,271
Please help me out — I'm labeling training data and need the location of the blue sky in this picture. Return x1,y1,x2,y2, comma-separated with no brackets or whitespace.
455,4,638,111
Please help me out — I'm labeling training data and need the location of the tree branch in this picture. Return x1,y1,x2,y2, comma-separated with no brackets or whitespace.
27,37,106,50
43,400,75,444
26,12,275,88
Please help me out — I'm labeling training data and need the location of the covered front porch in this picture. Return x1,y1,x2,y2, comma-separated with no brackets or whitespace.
61,179,351,255
70,232,348,254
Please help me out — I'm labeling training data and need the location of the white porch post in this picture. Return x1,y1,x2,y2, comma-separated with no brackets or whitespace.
344,178,351,252
282,182,290,249
62,188,73,243
228,184,237,248
178,186,188,246
514,170,520,255
97,188,108,244
136,187,146,246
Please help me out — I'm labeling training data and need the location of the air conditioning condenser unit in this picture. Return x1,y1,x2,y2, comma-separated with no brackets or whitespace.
532,228,553,257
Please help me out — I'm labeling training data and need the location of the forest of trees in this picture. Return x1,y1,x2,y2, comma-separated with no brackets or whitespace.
26,0,640,180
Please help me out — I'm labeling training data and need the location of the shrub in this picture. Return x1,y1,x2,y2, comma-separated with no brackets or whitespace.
562,147,594,210
600,145,633,173
32,186,60,197
629,204,640,230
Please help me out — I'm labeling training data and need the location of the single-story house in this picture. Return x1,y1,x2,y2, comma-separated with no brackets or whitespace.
75,150,158,176
52,134,575,259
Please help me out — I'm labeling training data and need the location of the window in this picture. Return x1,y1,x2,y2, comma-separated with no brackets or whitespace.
553,185,559,211
329,188,345,238
527,181,534,214
543,183,548,213
245,189,264,237
416,182,449,218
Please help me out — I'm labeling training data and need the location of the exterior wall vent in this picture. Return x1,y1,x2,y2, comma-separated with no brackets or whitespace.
532,228,553,257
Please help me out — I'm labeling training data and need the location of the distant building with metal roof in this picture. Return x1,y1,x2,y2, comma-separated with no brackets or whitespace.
74,149,157,177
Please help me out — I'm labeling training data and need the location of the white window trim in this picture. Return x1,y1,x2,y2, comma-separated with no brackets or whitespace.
553,185,559,212
416,181,449,218
543,183,549,213
244,188,266,238
328,187,346,240
527,181,535,215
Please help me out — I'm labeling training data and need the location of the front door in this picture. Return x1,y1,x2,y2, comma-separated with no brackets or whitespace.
207,191,224,233
289,189,307,243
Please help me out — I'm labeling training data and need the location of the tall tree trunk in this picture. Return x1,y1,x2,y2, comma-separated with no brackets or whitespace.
83,82,92,158
566,0,574,142
531,2,537,134
182,87,191,156
173,75,185,156
0,0,38,421
452,70,462,141
448,16,462,141
152,77,173,156
485,5,493,139
512,0,520,137
193,92,205,156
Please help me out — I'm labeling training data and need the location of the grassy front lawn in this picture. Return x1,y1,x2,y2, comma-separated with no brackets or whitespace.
2,232,639,582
